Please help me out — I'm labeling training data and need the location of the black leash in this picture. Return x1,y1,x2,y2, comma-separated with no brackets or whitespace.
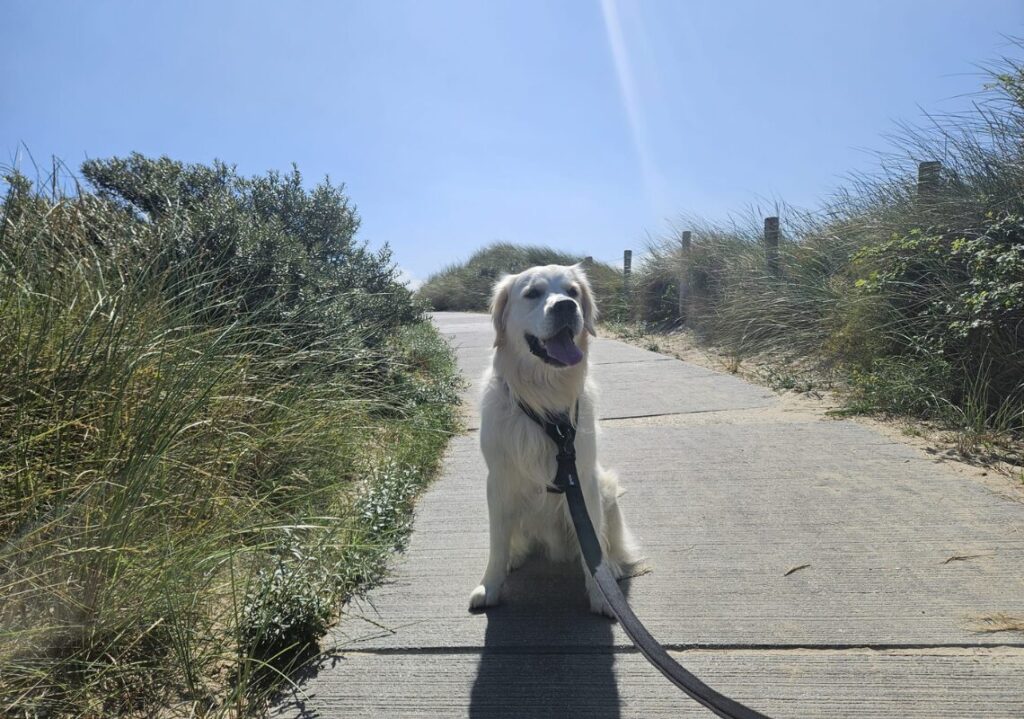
519,401,771,719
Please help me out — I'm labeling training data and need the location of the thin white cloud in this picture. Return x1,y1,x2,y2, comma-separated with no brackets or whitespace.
396,267,423,291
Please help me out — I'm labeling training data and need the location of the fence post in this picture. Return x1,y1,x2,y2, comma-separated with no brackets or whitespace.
623,249,632,317
764,216,780,276
917,160,942,204
678,230,691,324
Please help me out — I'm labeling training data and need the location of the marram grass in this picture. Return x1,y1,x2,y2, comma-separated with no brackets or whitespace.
0,158,460,717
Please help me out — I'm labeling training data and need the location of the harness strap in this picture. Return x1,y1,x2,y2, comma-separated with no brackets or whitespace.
518,400,771,719
517,402,578,494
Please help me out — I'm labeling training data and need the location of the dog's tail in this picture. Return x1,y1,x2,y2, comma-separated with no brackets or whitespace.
597,466,647,576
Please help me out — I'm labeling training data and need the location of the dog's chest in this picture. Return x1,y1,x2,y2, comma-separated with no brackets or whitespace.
482,406,596,489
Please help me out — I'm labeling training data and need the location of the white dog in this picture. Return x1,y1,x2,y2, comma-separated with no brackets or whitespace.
469,264,641,616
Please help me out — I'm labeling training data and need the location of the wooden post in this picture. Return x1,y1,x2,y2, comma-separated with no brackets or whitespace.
678,230,691,324
764,216,780,276
623,249,632,316
917,160,942,203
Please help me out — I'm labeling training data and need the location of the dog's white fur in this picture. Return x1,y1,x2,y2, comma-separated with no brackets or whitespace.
469,264,641,616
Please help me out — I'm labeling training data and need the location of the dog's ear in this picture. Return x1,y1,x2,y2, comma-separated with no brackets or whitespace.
490,274,515,346
573,265,599,336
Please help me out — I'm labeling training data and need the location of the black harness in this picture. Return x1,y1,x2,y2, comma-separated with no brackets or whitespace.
519,401,771,719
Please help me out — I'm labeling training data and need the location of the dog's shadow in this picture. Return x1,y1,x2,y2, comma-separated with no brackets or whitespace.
469,556,631,719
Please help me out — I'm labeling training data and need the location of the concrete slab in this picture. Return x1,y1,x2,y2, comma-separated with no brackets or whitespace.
591,362,775,420
276,312,1024,718
275,648,1024,718
589,340,679,365
432,312,495,351
328,425,1024,651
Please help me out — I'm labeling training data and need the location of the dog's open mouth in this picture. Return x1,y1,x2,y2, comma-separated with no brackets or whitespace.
525,327,583,367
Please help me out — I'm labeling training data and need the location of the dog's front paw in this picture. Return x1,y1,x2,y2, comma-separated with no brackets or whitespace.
468,584,501,611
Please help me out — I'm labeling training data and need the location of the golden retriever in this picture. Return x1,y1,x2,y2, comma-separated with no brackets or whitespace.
469,264,641,616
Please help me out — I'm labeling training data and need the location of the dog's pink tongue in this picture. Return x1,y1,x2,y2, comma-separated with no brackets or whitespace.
544,329,584,366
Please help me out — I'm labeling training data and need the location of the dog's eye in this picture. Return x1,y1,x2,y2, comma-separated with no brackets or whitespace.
523,288,541,299
566,286,579,298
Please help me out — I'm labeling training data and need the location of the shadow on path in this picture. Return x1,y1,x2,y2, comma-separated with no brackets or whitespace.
469,557,630,719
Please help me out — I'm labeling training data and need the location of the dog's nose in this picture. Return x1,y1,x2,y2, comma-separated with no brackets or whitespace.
551,299,578,319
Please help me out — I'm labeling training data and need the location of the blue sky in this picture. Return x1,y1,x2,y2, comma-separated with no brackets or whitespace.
3,1,1021,284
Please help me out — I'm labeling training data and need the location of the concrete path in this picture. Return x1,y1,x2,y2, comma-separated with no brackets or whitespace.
276,312,1024,718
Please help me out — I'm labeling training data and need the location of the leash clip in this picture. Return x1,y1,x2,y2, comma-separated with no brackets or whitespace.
547,448,576,493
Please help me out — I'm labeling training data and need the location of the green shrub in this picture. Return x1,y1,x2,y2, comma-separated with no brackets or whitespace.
79,153,420,349
239,546,333,686
848,214,1024,424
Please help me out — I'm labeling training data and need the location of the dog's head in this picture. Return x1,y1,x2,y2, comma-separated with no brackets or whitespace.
490,264,597,368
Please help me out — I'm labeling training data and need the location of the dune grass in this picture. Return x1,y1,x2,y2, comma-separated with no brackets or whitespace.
632,53,1024,450
0,157,460,716
418,241,626,320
